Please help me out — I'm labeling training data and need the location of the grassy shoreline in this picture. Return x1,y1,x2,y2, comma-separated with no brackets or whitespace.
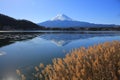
17,41,120,80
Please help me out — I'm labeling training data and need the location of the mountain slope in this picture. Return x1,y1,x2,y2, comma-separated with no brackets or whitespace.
0,14,44,30
40,20,104,28
39,14,116,28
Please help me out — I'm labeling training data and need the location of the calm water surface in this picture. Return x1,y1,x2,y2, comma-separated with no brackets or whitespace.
0,32,120,80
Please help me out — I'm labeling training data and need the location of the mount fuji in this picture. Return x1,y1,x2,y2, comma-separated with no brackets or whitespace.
38,14,116,28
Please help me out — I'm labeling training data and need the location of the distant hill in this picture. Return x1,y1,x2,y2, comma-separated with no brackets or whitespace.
38,14,118,28
0,13,44,30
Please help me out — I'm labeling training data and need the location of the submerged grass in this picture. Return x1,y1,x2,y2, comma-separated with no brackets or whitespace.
17,41,120,80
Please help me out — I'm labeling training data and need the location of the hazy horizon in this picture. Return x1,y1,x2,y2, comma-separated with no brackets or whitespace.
0,0,120,25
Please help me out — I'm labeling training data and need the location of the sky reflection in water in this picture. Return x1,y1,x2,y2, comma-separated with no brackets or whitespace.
0,32,120,79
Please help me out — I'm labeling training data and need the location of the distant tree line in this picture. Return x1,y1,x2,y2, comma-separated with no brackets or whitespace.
45,27,120,31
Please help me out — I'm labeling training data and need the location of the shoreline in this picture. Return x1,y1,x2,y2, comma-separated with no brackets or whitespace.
0,30,120,34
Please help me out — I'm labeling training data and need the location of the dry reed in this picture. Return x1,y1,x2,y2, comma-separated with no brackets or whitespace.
17,41,120,80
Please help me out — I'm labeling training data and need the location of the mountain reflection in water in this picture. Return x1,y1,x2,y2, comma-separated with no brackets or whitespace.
39,33,118,46
0,32,120,47
0,32,120,80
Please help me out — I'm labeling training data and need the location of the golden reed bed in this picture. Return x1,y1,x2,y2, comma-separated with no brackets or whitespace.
17,41,120,80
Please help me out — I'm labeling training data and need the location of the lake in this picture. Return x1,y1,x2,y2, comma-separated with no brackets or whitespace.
0,31,120,80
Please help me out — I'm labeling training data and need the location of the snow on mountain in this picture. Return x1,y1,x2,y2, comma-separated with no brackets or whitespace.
50,14,73,21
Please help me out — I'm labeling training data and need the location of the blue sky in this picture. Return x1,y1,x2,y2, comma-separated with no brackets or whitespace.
0,0,120,24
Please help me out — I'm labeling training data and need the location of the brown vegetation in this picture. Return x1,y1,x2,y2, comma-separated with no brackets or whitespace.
17,41,120,80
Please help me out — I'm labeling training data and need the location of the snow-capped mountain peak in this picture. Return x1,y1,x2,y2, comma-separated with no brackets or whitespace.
39,14,116,28
50,14,73,21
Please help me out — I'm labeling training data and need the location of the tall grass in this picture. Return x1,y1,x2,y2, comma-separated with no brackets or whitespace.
17,41,120,80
